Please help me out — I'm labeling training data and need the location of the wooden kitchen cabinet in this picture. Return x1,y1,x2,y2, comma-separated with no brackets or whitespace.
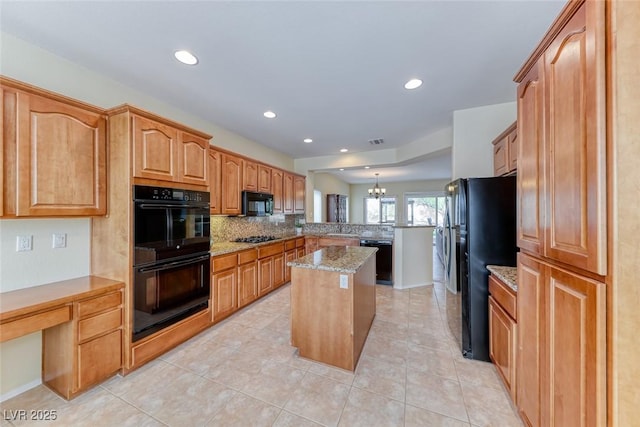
305,236,318,254
283,172,294,213
273,252,286,288
293,174,306,213
237,249,258,308
272,169,284,213
178,132,209,186
258,165,272,193
1,78,107,217
212,253,238,322
221,153,243,215
258,257,274,296
488,274,517,401
209,149,222,214
133,115,179,182
257,241,285,296
243,159,258,192
543,2,606,276
43,288,123,400
516,60,544,256
492,121,517,177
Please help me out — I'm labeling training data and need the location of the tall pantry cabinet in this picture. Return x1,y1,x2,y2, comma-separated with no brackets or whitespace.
514,1,606,426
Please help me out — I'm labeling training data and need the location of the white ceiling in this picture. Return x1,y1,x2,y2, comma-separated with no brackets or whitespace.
0,0,563,183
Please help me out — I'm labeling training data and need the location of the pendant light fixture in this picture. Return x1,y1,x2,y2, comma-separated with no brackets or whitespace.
368,173,386,199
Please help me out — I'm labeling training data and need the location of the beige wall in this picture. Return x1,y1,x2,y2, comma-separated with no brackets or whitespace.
313,173,351,222
350,179,450,224
0,32,296,400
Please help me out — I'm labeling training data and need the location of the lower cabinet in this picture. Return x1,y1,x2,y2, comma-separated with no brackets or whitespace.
489,297,517,400
212,253,238,322
517,252,605,427
238,249,258,309
43,289,123,399
258,257,274,297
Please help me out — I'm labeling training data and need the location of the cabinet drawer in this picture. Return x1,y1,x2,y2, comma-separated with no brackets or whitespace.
77,291,122,318
258,242,284,258
489,275,517,319
78,308,122,342
1,305,72,343
296,237,305,248
77,329,122,390
212,253,237,271
285,239,297,251
238,249,258,264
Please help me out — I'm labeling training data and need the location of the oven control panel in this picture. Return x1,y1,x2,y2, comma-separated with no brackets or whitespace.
134,185,210,203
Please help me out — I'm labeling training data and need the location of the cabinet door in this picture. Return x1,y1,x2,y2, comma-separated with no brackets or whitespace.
273,252,285,288
517,60,544,255
489,296,517,401
258,257,273,296
285,250,296,283
179,132,209,186
133,115,179,182
14,91,107,216
508,129,518,172
238,261,258,308
517,253,545,427
547,264,605,427
293,175,305,213
208,149,222,214
243,159,258,191
271,169,284,214
492,137,509,176
221,153,242,215
283,172,294,213
544,2,606,275
305,237,318,254
77,329,122,391
213,268,238,321
258,165,272,193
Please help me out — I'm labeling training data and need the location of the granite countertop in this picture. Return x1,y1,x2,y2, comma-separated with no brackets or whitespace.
210,234,299,256
287,246,378,274
487,265,517,292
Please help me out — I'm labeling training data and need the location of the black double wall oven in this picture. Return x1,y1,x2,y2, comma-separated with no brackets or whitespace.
133,185,210,342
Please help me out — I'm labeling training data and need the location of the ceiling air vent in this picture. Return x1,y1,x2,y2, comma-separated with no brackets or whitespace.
368,138,384,145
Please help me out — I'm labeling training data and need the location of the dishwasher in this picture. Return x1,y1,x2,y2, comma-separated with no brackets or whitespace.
360,239,393,285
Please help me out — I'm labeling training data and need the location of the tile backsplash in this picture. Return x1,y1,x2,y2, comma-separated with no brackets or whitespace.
210,214,303,242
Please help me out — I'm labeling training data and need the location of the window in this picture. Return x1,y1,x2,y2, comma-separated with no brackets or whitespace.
364,196,396,224
405,193,446,226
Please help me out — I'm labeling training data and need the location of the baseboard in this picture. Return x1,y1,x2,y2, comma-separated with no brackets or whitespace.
0,379,42,403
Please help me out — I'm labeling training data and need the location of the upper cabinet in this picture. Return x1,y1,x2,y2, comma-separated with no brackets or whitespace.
271,169,284,214
220,153,243,215
132,113,210,188
1,78,107,217
243,159,258,192
258,165,272,193
542,3,606,275
208,149,222,215
492,121,517,177
293,174,305,213
283,173,294,214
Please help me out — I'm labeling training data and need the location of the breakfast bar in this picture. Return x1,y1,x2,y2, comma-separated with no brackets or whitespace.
288,246,377,371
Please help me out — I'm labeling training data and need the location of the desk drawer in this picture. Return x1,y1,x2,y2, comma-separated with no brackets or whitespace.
1,305,72,343
78,308,122,342
77,292,122,318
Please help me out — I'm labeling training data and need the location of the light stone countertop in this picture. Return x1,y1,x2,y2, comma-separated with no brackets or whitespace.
210,234,299,256
287,246,378,274
487,265,517,292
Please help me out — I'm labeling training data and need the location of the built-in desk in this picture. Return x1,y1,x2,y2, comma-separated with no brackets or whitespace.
0,276,124,399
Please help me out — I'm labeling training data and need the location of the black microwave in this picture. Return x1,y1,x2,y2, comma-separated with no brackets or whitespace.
242,191,274,216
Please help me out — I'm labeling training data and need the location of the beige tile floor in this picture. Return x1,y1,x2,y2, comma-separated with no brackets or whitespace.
1,257,522,426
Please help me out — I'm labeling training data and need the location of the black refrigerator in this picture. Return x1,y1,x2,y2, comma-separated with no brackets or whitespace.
443,176,516,361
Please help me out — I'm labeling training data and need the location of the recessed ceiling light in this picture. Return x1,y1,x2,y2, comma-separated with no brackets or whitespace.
339,168,345,171
263,111,277,119
340,148,348,153
404,78,423,90
364,166,370,169
303,138,313,143
174,50,198,65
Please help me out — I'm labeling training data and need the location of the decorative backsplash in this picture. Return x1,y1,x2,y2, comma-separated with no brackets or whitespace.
302,222,394,238
210,214,303,243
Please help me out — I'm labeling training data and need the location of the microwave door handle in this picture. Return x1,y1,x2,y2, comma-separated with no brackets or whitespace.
138,254,210,273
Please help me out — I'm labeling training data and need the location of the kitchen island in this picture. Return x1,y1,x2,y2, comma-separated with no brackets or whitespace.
288,246,377,371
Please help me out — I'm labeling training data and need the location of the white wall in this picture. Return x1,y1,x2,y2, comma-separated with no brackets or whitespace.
0,32,296,400
350,179,450,224
452,102,516,179
313,173,351,222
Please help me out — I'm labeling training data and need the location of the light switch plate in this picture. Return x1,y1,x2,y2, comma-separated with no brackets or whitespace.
339,274,349,289
52,233,67,249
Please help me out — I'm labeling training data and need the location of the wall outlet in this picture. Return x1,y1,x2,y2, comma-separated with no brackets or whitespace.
52,233,67,249
339,274,349,289
16,235,33,252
